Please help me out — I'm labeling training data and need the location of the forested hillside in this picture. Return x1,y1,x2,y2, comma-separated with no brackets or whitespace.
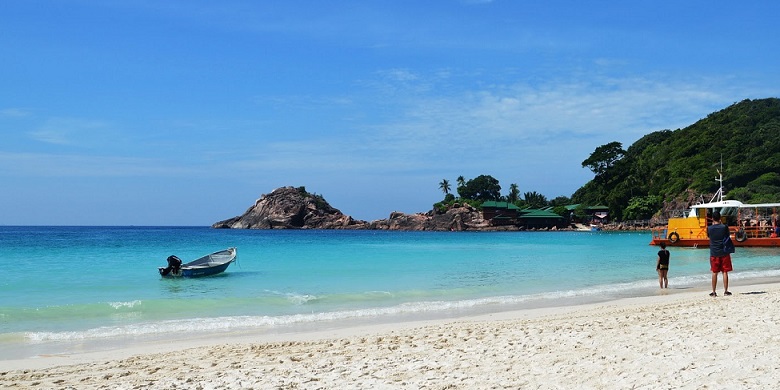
572,98,780,220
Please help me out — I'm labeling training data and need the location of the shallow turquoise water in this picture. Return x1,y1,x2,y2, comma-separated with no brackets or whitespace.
2,226,779,358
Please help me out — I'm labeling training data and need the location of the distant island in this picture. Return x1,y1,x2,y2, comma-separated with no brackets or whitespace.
212,186,495,231
213,98,780,231
211,186,641,231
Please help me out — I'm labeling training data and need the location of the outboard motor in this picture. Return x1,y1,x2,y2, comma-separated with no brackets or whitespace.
159,255,183,276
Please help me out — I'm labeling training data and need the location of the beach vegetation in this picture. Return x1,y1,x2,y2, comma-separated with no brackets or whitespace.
523,191,548,209
573,98,780,219
507,183,520,203
456,174,502,201
581,141,626,179
296,186,330,210
550,196,572,207
550,205,569,218
623,195,663,220
433,196,481,214
439,179,451,195
433,98,780,222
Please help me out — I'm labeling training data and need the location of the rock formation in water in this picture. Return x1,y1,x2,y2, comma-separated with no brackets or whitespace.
212,186,497,231
367,205,490,231
212,186,369,229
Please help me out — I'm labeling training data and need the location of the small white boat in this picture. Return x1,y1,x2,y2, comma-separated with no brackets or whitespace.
158,247,237,278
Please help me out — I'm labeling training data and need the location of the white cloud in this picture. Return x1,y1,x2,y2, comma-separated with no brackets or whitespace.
373,74,741,149
213,73,761,192
1,108,31,117
28,118,115,146
3,70,764,217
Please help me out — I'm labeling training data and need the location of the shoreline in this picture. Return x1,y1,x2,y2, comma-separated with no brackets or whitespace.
0,272,706,365
4,281,780,388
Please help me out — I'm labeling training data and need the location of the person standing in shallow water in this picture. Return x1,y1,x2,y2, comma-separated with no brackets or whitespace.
708,210,733,297
656,242,670,288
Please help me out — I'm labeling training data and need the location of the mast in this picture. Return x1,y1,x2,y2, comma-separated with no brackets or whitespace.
710,157,724,203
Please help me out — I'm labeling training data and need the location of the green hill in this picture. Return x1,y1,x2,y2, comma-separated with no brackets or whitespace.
572,98,780,220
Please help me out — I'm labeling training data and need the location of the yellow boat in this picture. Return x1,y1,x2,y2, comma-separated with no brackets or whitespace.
650,171,780,248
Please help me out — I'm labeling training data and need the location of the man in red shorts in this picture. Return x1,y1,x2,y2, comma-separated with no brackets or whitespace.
708,210,733,297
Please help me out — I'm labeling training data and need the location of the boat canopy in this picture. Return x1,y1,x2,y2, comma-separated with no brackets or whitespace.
687,200,780,218
681,167,780,219
687,200,742,218
742,203,780,209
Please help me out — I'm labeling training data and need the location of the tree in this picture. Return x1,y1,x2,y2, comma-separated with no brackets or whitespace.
623,195,663,220
524,191,548,209
455,176,466,198
550,196,572,207
582,141,625,177
507,183,520,203
458,175,502,201
439,179,451,195
572,99,780,220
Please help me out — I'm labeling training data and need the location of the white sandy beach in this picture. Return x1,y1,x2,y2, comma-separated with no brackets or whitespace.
3,283,780,389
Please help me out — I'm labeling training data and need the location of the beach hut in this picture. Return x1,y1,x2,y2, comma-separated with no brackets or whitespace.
481,201,522,226
517,209,566,229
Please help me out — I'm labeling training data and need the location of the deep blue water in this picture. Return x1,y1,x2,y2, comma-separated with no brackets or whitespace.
2,226,780,359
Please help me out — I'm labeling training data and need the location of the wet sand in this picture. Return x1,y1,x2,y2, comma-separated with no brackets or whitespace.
3,283,779,389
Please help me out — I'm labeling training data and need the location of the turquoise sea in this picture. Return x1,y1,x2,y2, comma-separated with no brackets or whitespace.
2,226,780,360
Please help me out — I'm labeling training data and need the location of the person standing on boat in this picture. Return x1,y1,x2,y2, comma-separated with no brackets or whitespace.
656,242,670,288
708,210,732,297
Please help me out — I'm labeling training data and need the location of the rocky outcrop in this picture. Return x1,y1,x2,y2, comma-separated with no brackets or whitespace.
368,204,492,231
212,187,370,229
212,187,501,231
650,189,708,226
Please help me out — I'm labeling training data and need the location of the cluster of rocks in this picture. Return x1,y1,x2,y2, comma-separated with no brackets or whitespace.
371,207,490,231
211,187,364,230
212,186,495,231
595,223,654,231
212,186,653,232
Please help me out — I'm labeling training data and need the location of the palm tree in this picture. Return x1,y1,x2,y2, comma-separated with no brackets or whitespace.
439,179,451,195
524,191,549,209
456,175,467,198
508,183,519,203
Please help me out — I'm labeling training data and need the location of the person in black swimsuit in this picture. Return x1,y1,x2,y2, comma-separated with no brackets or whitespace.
656,242,670,289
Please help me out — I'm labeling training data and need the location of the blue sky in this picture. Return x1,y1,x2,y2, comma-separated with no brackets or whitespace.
2,1,778,225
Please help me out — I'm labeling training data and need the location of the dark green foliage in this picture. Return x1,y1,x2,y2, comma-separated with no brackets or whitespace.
439,179,451,195
550,196,572,207
457,175,502,201
523,191,548,209
433,196,481,214
433,201,449,213
581,141,626,179
551,205,569,217
296,186,330,210
573,98,780,219
729,172,780,203
507,183,520,203
623,195,663,220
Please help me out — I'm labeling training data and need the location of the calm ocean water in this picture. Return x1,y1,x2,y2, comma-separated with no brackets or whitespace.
2,226,780,359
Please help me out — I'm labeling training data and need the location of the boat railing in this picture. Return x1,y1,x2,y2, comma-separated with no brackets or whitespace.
651,227,668,240
732,225,779,239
